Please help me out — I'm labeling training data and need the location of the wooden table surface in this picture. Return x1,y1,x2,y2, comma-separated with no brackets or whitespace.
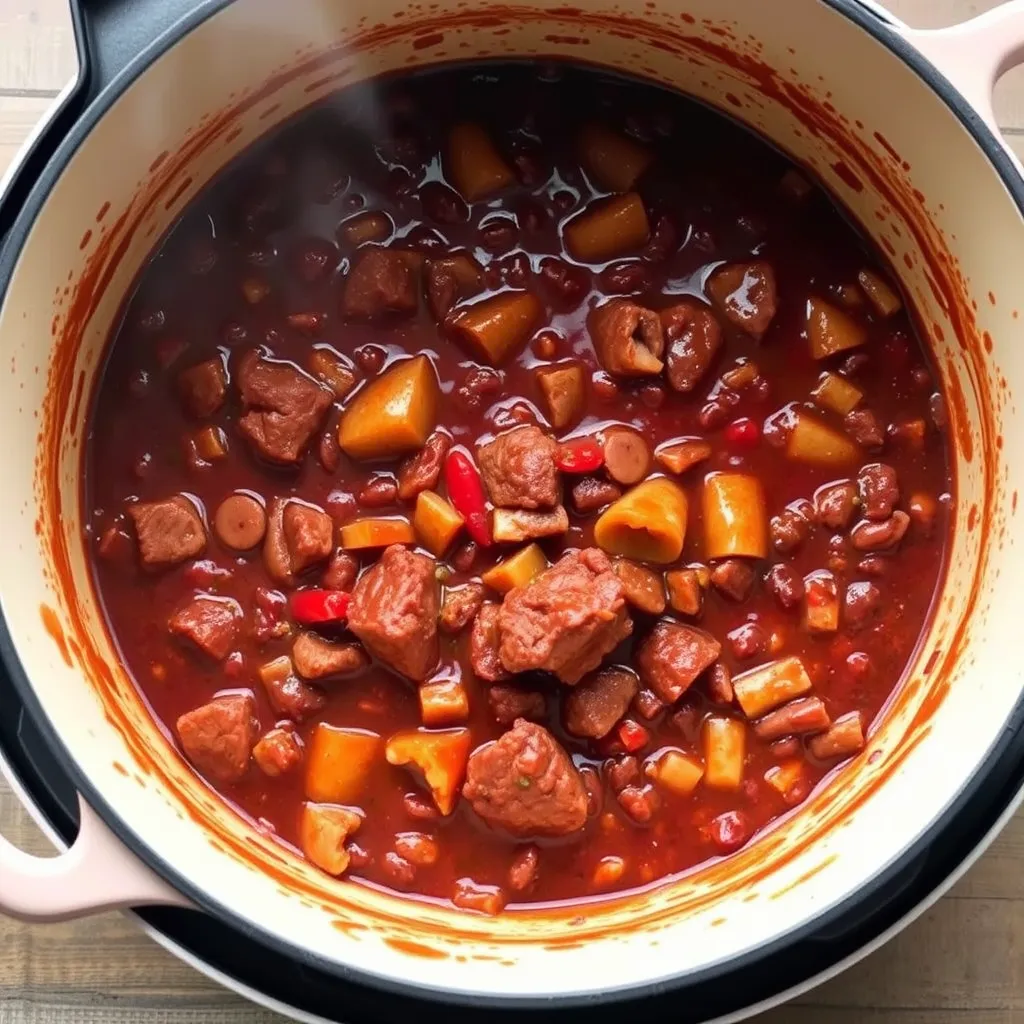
2,0,1023,1020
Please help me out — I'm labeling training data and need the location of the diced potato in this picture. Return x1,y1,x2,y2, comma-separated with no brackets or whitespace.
194,426,228,460
481,543,548,593
578,123,655,193
338,355,439,460
535,363,585,429
419,678,470,727
341,516,416,550
811,371,863,416
803,571,839,633
448,291,542,366
384,728,471,815
702,473,768,559
733,656,813,719
258,654,293,686
309,347,357,398
656,438,712,476
447,122,515,202
786,411,861,467
299,803,362,876
857,268,902,317
564,193,650,263
305,725,382,804
491,506,569,544
339,211,393,246
594,478,688,564
807,297,867,359
414,491,464,556
764,760,805,802
665,567,704,616
646,748,704,796
702,717,746,790
808,712,865,760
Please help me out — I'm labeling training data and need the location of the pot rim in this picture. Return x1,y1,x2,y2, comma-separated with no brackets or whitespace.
1,0,1023,1009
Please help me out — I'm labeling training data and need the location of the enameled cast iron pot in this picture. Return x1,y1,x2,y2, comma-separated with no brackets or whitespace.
3,0,1024,1018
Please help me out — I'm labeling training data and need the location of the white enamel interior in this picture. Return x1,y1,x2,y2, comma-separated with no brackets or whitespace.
0,0,1020,1000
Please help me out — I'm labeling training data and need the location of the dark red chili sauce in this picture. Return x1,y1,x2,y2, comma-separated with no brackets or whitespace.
84,62,951,913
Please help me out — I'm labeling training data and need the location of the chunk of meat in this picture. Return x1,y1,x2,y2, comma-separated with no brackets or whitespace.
168,597,239,661
292,632,370,679
128,496,206,569
478,425,559,509
463,720,588,837
498,548,632,684
341,248,418,319
563,667,638,738
470,602,509,682
261,665,326,721
508,845,539,892
237,351,333,464
347,545,440,680
176,693,257,783
710,559,757,601
815,480,858,529
612,559,666,615
637,620,721,703
660,300,723,392
252,727,303,777
283,502,334,573
178,358,227,417
571,476,622,513
589,298,665,377
844,407,884,449
858,463,899,521
397,431,452,500
440,582,485,634
706,261,777,339
488,684,547,725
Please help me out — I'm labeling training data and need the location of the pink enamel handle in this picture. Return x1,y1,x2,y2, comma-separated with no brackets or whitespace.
898,1,1024,132
0,795,190,922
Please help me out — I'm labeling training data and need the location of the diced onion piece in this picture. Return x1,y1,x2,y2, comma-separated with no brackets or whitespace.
647,748,704,796
702,472,768,559
419,678,470,727
702,717,746,790
480,543,548,594
733,656,813,719
786,411,861,467
299,803,362,876
413,490,464,556
304,724,382,804
341,516,416,550
807,297,867,359
811,371,863,416
385,727,471,815
857,269,902,317
594,477,688,564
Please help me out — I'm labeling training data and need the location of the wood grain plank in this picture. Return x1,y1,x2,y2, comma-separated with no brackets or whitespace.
0,0,77,96
0,96,58,181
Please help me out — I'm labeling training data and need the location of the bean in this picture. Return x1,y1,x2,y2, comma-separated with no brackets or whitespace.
850,511,910,551
214,494,267,550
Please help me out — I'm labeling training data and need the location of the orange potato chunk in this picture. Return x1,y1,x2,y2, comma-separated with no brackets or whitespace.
535,363,585,429
787,411,861,467
703,717,746,790
702,472,768,559
299,803,362,876
305,725,382,804
594,478,688,564
419,678,471,727
447,123,514,201
340,516,416,550
578,123,654,193
384,728,471,815
414,490,465,556
447,291,543,366
811,371,863,416
807,297,866,359
564,193,650,263
733,656,813,719
480,543,548,594
646,748,704,796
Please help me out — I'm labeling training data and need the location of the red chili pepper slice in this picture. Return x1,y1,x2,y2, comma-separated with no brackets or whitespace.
289,589,351,625
617,719,650,753
724,417,761,446
444,448,492,547
555,437,605,473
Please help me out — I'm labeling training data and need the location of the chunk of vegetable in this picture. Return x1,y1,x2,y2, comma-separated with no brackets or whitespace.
309,347,357,398
703,717,746,790
535,363,585,429
807,297,867,359
857,269,902,317
339,210,393,246
564,193,650,263
602,426,651,486
447,291,543,366
753,697,831,742
764,760,805,802
447,122,515,202
491,506,569,544
665,567,704,616
578,123,654,193
419,677,470,727
594,478,688,564
305,725,382,804
808,711,865,760
733,656,813,719
340,516,416,550
413,490,464,556
702,472,768,559
656,438,712,476
786,411,861,467
811,371,863,416
338,355,439,460
646,748,704,796
193,426,228,461
480,543,548,593
803,571,840,633
299,803,362,876
384,728,471,815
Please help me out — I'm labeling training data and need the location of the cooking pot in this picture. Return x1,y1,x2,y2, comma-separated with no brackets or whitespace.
2,0,1024,1017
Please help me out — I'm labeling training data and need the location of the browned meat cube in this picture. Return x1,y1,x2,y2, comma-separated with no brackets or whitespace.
571,476,622,513
710,559,757,601
563,667,639,739
478,425,559,509
128,496,206,569
612,559,666,615
341,248,418,319
237,350,334,464
705,261,777,339
283,502,333,574
588,298,665,377
176,693,258,783
660,299,723,392
252,727,303,777
347,545,439,680
439,582,485,634
168,596,239,661
463,720,588,837
178,358,227,417
497,548,632,684
470,602,509,682
488,684,547,725
844,407,884,449
260,665,326,721
637,620,721,703
292,632,370,679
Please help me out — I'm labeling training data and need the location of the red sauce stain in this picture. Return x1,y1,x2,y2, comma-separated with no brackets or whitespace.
681,12,695,23
544,33,588,44
968,503,980,531
996,434,1004,450
78,229,92,251
725,92,741,108
710,916,726,927
903,252,913,270
258,102,281,121
95,201,110,223
769,854,837,900
385,937,449,959
872,131,899,163
39,604,71,667
988,291,996,306
831,160,862,192
923,647,941,675
944,356,974,463
225,126,242,144
881,236,895,257
112,761,129,777
412,31,445,48
163,176,194,212
148,151,168,173
1013,490,1019,513
1014,310,1020,320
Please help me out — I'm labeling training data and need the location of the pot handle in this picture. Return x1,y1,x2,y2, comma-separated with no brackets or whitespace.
0,794,190,922
896,1,1024,132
